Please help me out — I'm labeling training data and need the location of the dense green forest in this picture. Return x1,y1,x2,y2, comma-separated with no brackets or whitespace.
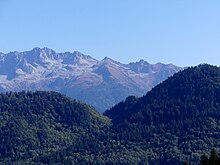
1,64,220,164
0,91,112,164
0,91,149,164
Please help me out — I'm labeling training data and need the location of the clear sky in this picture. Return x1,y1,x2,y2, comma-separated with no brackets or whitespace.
0,0,219,67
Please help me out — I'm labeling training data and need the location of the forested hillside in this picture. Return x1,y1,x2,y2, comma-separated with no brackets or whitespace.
105,64,220,164
0,91,111,164
0,91,150,164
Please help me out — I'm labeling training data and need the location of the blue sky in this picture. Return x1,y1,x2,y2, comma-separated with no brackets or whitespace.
0,0,219,66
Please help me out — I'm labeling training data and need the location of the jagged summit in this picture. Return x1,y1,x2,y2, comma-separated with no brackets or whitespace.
128,59,151,73
100,56,122,65
102,56,112,61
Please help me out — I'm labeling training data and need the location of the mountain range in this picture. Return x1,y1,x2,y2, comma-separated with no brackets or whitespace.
0,64,219,164
0,47,181,112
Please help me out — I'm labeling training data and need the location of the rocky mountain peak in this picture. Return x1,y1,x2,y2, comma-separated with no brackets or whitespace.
101,57,115,64
69,51,98,66
128,59,152,73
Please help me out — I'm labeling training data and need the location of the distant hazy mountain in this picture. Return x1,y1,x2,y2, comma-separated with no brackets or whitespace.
0,47,181,112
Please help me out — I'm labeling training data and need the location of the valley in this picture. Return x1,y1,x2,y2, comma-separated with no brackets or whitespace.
0,64,219,164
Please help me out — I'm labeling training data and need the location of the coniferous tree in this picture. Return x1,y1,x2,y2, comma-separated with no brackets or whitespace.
199,154,209,165
183,160,188,165
209,149,219,165
199,149,220,165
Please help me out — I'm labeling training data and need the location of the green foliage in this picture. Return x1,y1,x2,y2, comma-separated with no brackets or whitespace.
0,91,111,164
0,91,150,164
